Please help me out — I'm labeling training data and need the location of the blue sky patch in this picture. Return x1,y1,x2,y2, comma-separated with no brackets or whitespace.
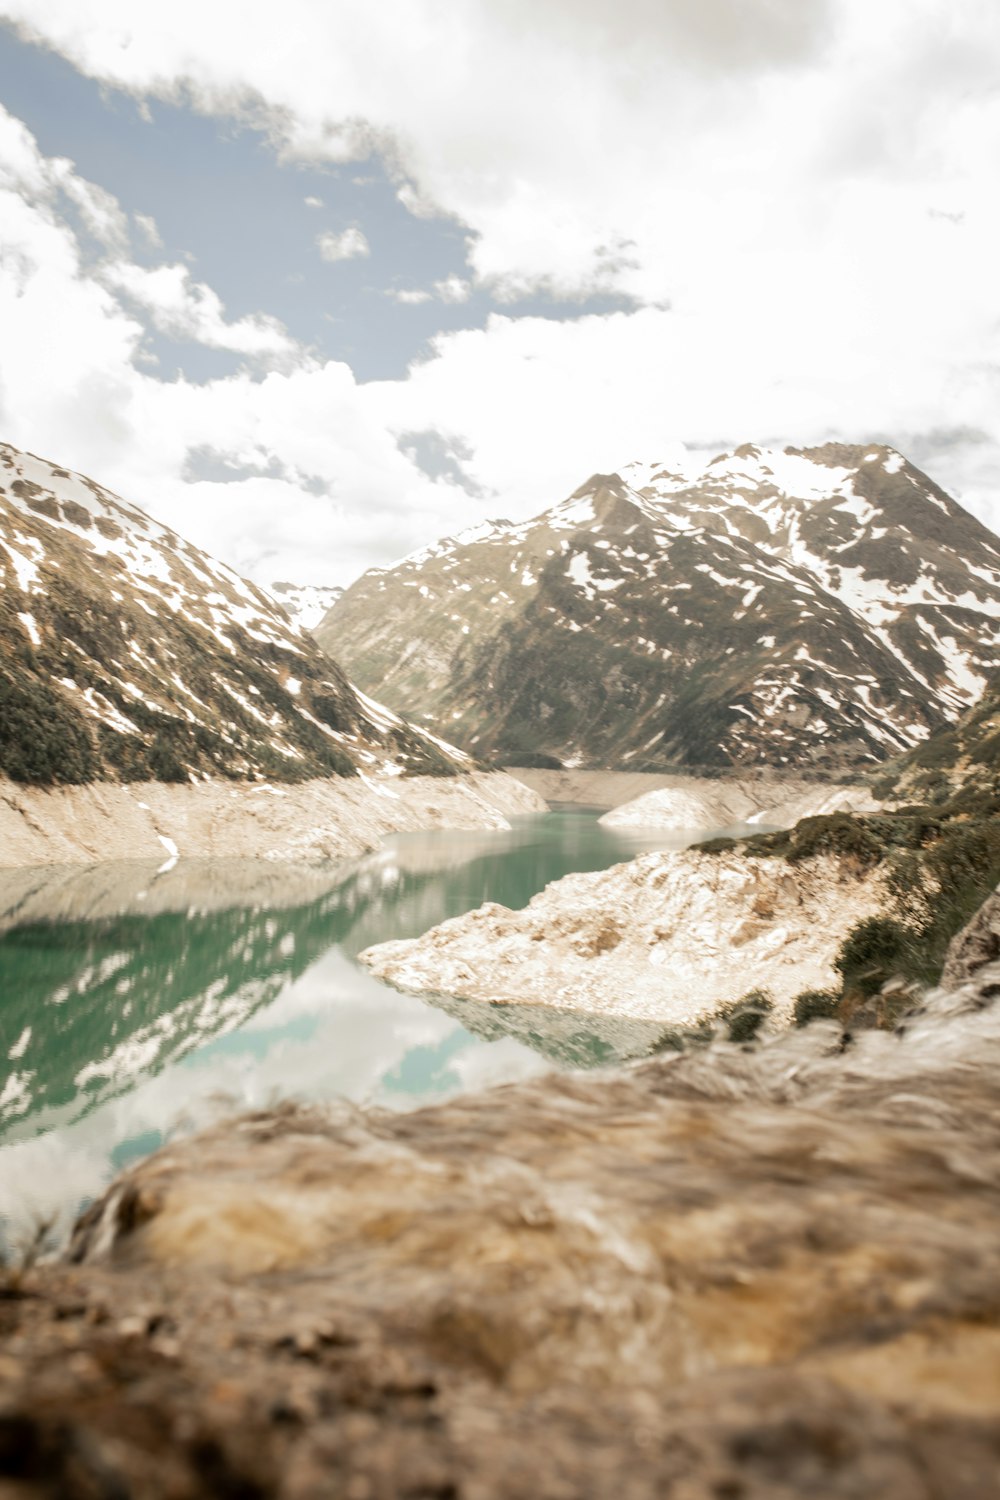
0,25,638,385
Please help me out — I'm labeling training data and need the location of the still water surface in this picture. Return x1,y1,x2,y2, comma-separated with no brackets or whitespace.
0,811,738,1247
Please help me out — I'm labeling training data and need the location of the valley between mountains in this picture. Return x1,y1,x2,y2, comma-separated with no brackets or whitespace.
2,434,999,1026
3,432,1000,1498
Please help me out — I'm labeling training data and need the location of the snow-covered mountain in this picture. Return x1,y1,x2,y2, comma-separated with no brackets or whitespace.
266,580,343,633
318,443,1000,772
0,443,464,785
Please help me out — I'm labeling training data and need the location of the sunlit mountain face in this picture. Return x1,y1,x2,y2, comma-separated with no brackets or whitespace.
320,443,1000,773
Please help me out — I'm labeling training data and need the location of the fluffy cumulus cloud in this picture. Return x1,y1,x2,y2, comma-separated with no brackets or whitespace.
0,0,999,584
316,225,369,263
105,262,301,363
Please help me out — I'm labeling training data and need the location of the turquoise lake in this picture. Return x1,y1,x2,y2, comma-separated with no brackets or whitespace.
0,810,744,1249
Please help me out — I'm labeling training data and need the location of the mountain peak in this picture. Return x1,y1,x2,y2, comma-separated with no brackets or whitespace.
569,472,631,499
318,439,1000,774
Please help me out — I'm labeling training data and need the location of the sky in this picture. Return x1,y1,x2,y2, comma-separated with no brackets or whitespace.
0,0,998,590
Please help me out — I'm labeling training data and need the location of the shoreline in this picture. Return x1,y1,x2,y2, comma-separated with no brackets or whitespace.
0,770,546,869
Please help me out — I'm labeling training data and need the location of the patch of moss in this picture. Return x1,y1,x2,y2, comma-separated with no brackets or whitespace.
715,989,774,1043
834,916,914,999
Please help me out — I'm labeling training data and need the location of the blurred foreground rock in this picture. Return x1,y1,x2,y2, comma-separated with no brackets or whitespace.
2,901,999,1498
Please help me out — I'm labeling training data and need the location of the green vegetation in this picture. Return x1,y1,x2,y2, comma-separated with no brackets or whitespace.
792,990,841,1026
501,751,565,770
715,989,774,1043
0,673,97,784
387,725,459,778
650,988,775,1055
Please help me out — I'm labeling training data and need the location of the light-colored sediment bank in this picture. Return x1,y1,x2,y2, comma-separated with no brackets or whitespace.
0,771,545,869
506,767,880,826
601,780,880,830
361,846,886,1023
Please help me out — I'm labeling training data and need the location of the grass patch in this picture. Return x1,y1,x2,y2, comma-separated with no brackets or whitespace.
649,989,775,1054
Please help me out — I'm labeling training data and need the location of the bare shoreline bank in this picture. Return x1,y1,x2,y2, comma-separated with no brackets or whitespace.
0,771,546,869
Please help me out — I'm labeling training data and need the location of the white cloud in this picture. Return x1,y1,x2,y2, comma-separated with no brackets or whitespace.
316,225,369,262
0,107,476,585
389,277,471,306
104,261,301,363
389,287,434,305
434,274,470,304
303,194,323,208
133,210,163,247
51,164,131,254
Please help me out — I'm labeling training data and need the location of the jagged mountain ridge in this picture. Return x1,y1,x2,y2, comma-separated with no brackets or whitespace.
0,443,463,785
319,442,1000,771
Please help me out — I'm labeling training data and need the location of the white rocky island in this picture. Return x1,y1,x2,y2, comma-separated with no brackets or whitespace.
360,845,887,1024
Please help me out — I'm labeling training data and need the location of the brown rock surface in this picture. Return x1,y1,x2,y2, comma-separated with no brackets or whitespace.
3,954,1000,1497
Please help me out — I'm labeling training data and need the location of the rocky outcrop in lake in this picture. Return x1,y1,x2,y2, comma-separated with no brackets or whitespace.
360,846,887,1022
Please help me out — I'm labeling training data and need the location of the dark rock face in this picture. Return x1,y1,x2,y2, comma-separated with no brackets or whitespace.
319,444,1000,773
3,953,1000,1496
0,443,457,785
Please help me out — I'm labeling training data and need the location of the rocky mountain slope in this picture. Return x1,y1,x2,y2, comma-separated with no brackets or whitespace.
319,443,1000,772
872,670,1000,812
0,443,459,786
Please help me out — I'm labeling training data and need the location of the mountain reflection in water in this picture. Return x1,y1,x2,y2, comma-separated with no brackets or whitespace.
0,812,741,1246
